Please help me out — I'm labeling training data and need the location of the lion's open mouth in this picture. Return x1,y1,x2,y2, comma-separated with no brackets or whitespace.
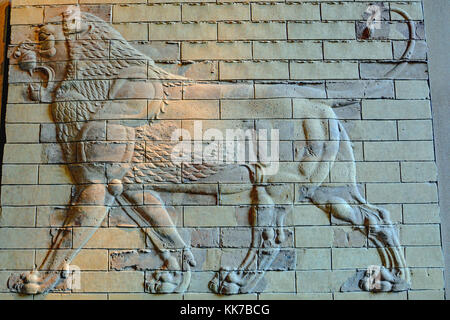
26,65,55,102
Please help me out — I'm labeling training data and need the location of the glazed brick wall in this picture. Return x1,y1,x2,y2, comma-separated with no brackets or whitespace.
0,0,445,300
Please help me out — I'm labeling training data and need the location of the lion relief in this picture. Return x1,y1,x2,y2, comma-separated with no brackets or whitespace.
7,6,415,295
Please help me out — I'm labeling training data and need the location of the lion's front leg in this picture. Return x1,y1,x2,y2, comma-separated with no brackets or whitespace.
8,183,112,295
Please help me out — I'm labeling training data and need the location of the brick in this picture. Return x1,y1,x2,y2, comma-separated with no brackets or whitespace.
219,184,293,205
295,226,333,248
80,0,146,3
360,62,428,80
218,22,285,41
1,185,72,206
36,249,109,271
37,293,108,300
74,228,146,249
44,5,113,24
13,0,78,5
5,104,53,123
184,206,237,227
157,100,219,119
182,42,252,60
253,41,322,60
2,165,38,185
113,23,148,41
266,162,330,184
333,226,366,248
0,228,55,249
364,141,435,161
149,22,216,41
183,83,254,100
252,3,320,21
39,165,73,184
255,119,329,140
326,80,395,99
2,144,44,164
334,292,407,300
157,61,218,80
221,98,292,119
332,248,381,269
288,22,355,40
406,247,444,268
182,119,254,137
292,99,337,119
354,162,400,183
343,120,397,141
395,80,430,99
5,124,40,143
400,224,441,246
0,250,34,269
410,268,444,290
291,205,330,226
186,271,216,292
401,162,437,182
408,290,445,300
261,271,296,293
183,3,249,21
324,41,392,60
74,271,143,293
362,100,431,120
394,40,428,60
391,2,423,20
184,293,257,300
290,62,359,80
190,228,219,248
296,270,354,293
130,41,179,61
219,61,289,80
108,293,182,300
259,293,332,300
7,84,33,104
296,248,331,270
322,2,382,21
398,120,433,140
255,82,326,99
0,293,33,300
403,204,441,224
366,183,438,204
113,4,180,23
10,7,44,25
0,207,35,227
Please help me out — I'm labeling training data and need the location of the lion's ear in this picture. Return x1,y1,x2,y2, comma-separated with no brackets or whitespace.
63,5,89,34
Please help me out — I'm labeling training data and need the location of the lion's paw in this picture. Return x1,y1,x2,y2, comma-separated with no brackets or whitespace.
145,271,183,294
208,270,244,295
8,271,43,295
359,266,409,292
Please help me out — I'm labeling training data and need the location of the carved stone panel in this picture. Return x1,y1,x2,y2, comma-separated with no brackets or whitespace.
0,2,443,300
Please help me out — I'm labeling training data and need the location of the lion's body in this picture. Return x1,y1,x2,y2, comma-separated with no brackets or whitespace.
8,6,411,295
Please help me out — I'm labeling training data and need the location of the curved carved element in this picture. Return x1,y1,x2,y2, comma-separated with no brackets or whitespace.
7,5,411,295
362,7,416,77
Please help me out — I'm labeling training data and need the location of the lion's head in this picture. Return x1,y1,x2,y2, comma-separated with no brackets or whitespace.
12,5,163,103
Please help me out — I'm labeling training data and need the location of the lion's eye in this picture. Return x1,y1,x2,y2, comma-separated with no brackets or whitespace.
14,51,21,58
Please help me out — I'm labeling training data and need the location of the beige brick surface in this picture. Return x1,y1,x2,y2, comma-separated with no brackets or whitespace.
0,0,443,300
0,207,36,227
290,62,359,80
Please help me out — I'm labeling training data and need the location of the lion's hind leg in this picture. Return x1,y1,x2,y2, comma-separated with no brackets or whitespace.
308,184,410,292
209,185,288,295
117,188,195,294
